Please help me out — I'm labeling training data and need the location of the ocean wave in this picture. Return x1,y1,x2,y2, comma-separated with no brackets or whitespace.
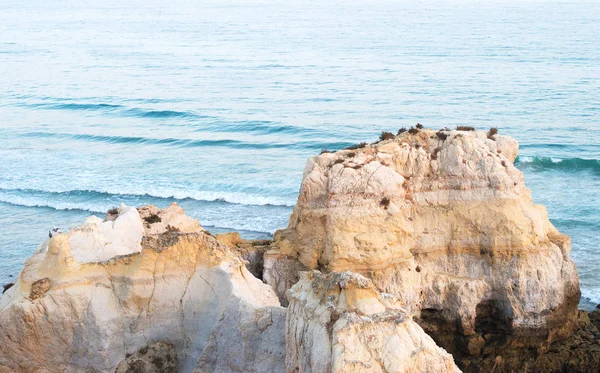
28,102,123,111
21,102,207,120
14,101,338,137
21,131,354,151
0,196,285,235
122,108,198,118
515,156,600,172
0,187,296,207
201,120,329,137
581,287,600,307
0,196,106,213
0,198,282,235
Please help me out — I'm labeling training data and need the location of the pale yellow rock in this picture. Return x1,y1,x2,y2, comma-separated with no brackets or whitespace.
215,232,244,247
0,204,284,373
274,129,580,341
285,271,460,373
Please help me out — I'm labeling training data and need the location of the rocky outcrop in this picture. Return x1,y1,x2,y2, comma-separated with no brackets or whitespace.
286,270,460,373
271,128,581,369
0,127,595,373
0,203,285,373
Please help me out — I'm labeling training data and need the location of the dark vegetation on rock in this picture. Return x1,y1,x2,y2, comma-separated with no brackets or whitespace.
345,142,368,150
487,127,498,139
379,131,395,142
144,214,161,224
436,131,448,140
380,197,390,209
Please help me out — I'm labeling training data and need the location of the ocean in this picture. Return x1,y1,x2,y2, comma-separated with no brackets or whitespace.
0,0,598,309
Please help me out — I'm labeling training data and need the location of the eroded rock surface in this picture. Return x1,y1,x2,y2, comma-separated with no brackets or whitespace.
286,270,460,373
115,341,177,373
0,203,284,373
272,128,581,369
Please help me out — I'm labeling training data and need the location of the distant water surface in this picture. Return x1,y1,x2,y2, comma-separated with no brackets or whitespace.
1,0,599,308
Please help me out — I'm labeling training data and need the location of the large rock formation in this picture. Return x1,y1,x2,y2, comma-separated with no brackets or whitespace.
1,127,595,373
269,128,581,368
286,270,460,373
0,203,285,373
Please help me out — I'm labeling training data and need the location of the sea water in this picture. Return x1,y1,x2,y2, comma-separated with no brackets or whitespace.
1,0,598,308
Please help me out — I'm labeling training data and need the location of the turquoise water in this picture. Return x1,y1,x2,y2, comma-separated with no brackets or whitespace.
1,0,599,308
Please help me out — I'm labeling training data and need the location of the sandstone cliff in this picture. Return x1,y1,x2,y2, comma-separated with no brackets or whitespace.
269,127,581,368
0,203,285,373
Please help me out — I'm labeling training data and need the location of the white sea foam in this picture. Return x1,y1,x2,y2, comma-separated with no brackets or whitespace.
0,195,107,213
0,185,296,207
581,287,600,306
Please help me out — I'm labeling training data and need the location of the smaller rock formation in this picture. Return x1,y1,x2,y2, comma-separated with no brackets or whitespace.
0,203,285,373
286,271,460,373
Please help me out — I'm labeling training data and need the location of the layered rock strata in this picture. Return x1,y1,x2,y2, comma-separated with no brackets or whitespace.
286,270,460,373
270,128,581,368
0,203,285,373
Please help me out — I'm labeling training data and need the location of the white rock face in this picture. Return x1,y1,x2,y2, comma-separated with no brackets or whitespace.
68,204,144,263
286,271,460,373
0,204,284,373
274,128,580,347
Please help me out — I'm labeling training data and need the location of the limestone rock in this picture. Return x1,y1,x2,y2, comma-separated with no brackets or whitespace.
285,271,460,373
0,203,284,373
68,204,145,262
273,128,580,363
195,305,286,373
